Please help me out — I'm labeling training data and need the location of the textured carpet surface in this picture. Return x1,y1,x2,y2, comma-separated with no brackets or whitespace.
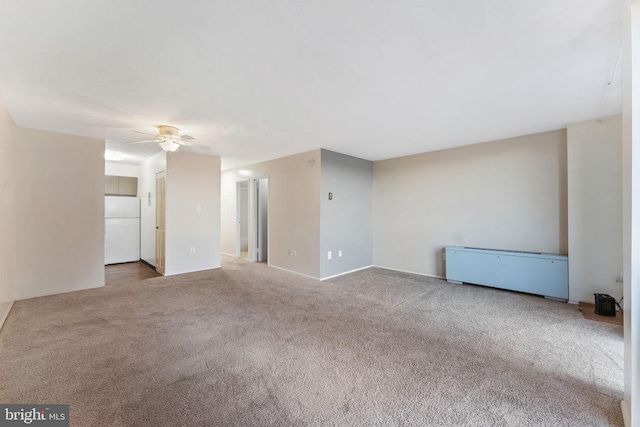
0,257,624,426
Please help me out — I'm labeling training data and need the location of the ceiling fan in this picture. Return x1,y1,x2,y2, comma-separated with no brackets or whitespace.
127,125,195,152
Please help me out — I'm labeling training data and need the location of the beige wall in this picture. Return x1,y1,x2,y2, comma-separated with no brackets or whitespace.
0,104,16,323
165,152,221,276
373,130,568,278
138,152,167,266
221,150,322,278
567,115,622,304
4,113,105,300
219,172,236,256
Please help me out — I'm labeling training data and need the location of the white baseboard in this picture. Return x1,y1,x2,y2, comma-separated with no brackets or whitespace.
0,301,14,332
373,265,445,280
621,400,630,427
16,282,104,301
268,264,375,281
164,264,221,277
220,252,236,257
320,265,373,281
267,264,320,280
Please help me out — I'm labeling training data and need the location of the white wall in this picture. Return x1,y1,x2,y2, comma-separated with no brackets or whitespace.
105,162,139,177
0,103,16,324
320,149,373,279
373,130,568,278
567,115,623,304
165,152,221,276
221,150,322,278
622,2,640,423
138,152,166,266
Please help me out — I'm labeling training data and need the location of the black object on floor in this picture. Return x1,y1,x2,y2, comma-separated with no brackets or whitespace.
594,293,616,316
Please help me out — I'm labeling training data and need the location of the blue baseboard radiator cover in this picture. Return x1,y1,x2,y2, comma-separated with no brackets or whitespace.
444,246,568,300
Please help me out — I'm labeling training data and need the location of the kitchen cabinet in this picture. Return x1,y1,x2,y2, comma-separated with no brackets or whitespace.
105,175,138,196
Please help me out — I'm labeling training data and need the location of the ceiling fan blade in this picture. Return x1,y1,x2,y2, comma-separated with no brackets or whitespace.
180,135,195,141
130,130,158,137
126,139,160,144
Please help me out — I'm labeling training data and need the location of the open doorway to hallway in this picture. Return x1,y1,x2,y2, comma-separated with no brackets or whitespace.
236,180,250,259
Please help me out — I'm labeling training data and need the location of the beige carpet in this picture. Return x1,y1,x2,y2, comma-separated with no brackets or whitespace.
0,256,624,426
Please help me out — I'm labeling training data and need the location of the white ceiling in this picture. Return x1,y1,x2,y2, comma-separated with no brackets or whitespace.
0,0,623,170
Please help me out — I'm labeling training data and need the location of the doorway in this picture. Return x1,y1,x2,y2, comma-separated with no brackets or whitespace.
255,177,269,263
236,180,250,259
155,171,166,275
105,262,161,285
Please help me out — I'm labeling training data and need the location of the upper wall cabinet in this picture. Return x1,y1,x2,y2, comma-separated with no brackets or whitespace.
105,175,138,196
105,175,119,195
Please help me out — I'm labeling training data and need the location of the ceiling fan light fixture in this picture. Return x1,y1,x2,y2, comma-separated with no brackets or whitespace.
159,140,180,152
126,125,192,153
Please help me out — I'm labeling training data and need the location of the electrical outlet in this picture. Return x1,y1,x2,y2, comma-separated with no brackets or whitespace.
338,250,342,257
328,251,332,260
288,249,297,256
196,204,202,212
190,247,196,255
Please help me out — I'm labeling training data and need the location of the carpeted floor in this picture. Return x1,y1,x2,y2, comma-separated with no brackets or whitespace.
0,256,624,426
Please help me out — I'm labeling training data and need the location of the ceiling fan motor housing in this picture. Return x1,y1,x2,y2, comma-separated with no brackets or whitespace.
158,125,180,142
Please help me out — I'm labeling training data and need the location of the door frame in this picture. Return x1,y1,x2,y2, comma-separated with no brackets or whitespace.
155,171,166,275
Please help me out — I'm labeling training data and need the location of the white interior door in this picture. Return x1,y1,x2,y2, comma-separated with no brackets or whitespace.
255,177,269,262
155,171,166,275
236,180,249,258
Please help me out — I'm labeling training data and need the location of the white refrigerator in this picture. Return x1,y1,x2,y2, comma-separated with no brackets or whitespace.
105,196,140,265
